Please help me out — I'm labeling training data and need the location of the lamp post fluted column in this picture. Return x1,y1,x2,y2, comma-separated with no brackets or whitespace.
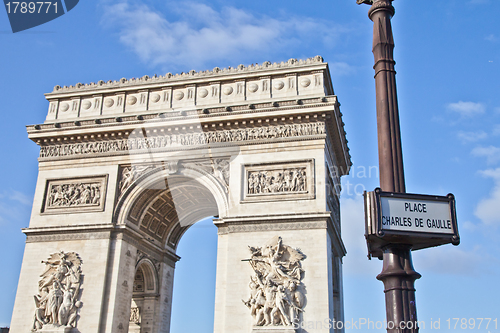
368,0,405,193
357,1,420,332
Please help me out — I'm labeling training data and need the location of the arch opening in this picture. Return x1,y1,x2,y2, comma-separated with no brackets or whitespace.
116,167,227,251
118,168,224,333
170,217,218,333
130,259,159,333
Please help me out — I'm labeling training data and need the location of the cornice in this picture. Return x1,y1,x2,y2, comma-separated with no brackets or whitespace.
23,223,180,263
23,223,116,235
214,212,332,235
41,57,336,125
46,56,326,96
27,58,351,173
214,212,346,256
27,96,335,137
214,212,332,224
27,96,351,174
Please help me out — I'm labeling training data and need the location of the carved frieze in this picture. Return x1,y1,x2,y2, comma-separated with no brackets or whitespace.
117,158,229,201
182,158,230,192
243,160,315,203
42,176,107,214
118,162,178,197
217,221,327,235
248,168,306,194
243,236,306,328
33,251,83,331
39,122,326,159
25,231,112,243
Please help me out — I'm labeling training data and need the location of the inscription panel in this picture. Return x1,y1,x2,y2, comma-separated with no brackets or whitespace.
242,159,315,203
42,175,108,214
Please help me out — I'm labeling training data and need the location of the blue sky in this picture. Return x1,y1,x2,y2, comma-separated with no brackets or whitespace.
1,0,499,331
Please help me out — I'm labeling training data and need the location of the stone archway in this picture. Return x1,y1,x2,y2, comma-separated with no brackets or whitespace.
115,166,228,249
112,168,225,332
130,258,158,333
11,57,351,333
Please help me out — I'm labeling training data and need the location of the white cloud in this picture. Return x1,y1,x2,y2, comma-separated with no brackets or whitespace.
447,101,485,117
457,130,487,143
460,221,478,232
485,34,498,42
493,124,500,136
471,146,500,164
461,220,478,231
0,190,32,225
8,190,31,206
474,168,500,225
0,202,28,225
329,62,356,77
101,1,351,70
412,245,485,276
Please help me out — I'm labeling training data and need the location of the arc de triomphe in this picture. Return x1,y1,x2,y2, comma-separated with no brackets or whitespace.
10,56,350,333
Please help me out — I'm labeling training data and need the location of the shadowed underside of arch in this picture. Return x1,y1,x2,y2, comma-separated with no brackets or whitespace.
123,175,220,250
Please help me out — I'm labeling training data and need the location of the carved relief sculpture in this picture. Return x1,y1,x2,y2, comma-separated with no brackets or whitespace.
43,176,107,213
48,183,100,207
119,165,157,196
243,236,306,328
33,251,83,331
248,168,306,195
118,162,178,197
212,159,230,190
39,122,326,159
182,158,230,192
243,160,314,203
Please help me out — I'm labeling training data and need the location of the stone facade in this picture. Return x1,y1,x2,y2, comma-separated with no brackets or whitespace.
11,57,350,333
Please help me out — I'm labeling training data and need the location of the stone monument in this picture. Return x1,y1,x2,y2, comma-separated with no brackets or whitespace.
10,56,350,333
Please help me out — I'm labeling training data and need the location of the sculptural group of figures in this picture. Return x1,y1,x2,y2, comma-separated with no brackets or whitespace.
248,169,306,194
243,236,306,327
39,122,326,158
32,251,83,331
47,183,101,208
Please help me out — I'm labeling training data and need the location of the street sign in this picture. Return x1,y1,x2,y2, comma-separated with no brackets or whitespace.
381,196,455,234
364,188,460,259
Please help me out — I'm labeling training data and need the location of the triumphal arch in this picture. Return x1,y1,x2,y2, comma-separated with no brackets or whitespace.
10,56,350,333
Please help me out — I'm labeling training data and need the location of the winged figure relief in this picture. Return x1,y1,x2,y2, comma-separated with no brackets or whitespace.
33,251,83,331
243,236,306,327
